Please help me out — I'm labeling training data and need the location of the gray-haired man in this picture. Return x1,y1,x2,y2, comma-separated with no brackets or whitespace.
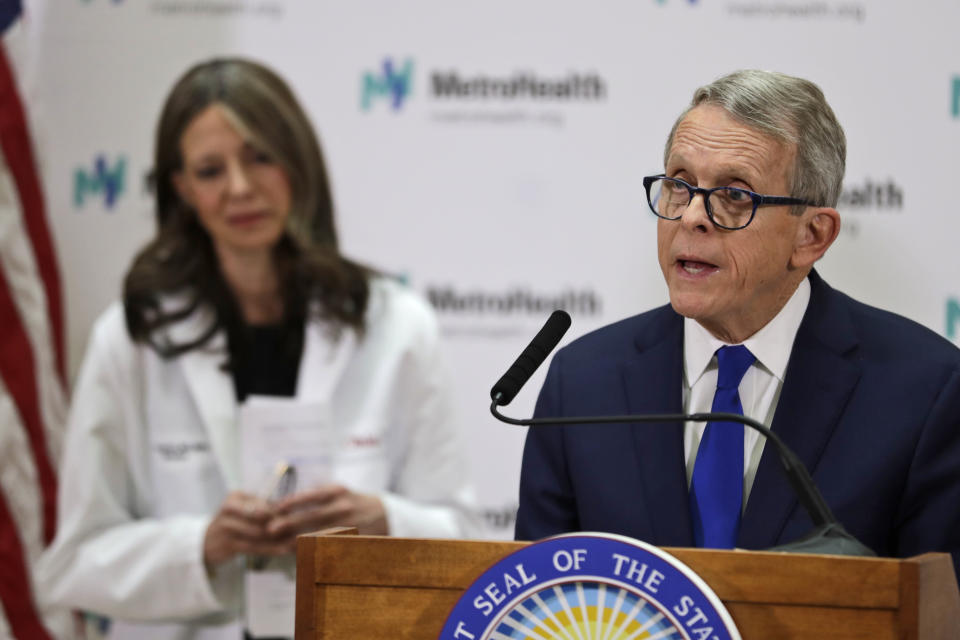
516,70,960,582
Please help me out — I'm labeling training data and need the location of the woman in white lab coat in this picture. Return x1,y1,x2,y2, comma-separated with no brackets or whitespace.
38,58,476,639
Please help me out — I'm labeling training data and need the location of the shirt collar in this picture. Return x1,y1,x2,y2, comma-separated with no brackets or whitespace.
683,277,811,386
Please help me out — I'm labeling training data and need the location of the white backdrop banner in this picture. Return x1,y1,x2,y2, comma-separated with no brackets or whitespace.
24,0,960,537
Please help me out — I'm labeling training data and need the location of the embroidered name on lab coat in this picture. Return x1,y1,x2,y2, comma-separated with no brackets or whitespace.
155,442,211,461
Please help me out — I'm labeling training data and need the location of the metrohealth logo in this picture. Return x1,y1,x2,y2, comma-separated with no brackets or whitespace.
74,155,126,209
361,58,413,112
440,533,739,640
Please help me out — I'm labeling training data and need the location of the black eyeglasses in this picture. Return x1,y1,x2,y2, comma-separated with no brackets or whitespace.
643,175,814,230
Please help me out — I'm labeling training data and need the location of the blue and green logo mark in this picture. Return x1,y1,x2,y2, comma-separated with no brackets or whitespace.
361,58,413,112
947,298,960,340
74,155,126,209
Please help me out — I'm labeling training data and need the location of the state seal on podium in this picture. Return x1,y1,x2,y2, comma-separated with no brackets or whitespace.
439,533,741,640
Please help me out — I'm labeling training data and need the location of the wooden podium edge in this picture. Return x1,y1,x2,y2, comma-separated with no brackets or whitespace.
295,529,960,639
296,527,359,639
900,552,960,640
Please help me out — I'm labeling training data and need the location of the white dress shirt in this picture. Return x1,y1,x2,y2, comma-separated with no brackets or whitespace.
682,277,810,508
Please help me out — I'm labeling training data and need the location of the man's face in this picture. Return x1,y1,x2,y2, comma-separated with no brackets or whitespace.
657,104,806,343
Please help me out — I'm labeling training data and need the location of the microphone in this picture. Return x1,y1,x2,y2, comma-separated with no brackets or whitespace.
490,309,571,406
492,312,875,558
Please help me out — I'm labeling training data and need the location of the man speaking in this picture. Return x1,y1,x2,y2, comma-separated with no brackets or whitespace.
514,70,960,578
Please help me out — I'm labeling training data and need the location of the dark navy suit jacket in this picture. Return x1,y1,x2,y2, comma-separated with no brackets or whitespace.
515,271,960,578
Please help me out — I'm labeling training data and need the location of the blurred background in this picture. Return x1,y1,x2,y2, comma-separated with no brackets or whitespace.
10,0,960,539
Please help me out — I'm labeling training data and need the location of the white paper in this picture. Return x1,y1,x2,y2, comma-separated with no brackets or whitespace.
239,396,334,495
240,396,333,638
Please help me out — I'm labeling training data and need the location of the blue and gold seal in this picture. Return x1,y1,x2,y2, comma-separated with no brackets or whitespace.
439,533,740,640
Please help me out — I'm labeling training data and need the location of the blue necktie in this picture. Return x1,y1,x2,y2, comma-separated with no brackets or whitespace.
690,345,756,549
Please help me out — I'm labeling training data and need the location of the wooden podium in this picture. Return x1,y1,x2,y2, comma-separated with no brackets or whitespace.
295,528,960,639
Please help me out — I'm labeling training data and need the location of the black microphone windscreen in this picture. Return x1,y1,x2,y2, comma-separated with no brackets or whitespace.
490,310,572,405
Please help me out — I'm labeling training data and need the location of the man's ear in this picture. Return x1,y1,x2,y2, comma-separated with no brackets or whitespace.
791,207,841,269
171,171,192,208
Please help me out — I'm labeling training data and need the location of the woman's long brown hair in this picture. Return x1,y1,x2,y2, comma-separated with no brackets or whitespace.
124,58,369,358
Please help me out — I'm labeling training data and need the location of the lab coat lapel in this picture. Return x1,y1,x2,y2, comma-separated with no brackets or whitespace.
739,271,861,549
621,308,693,547
169,309,241,488
296,318,357,403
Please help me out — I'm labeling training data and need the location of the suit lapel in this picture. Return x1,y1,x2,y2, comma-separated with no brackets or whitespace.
621,308,693,547
739,271,861,549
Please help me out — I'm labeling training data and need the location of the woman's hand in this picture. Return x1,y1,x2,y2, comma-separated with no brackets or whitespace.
203,491,292,567
267,485,388,550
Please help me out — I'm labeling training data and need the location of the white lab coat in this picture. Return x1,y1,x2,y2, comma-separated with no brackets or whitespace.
37,278,477,639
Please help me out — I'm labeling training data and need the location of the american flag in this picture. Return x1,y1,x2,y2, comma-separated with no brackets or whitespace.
0,2,70,638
